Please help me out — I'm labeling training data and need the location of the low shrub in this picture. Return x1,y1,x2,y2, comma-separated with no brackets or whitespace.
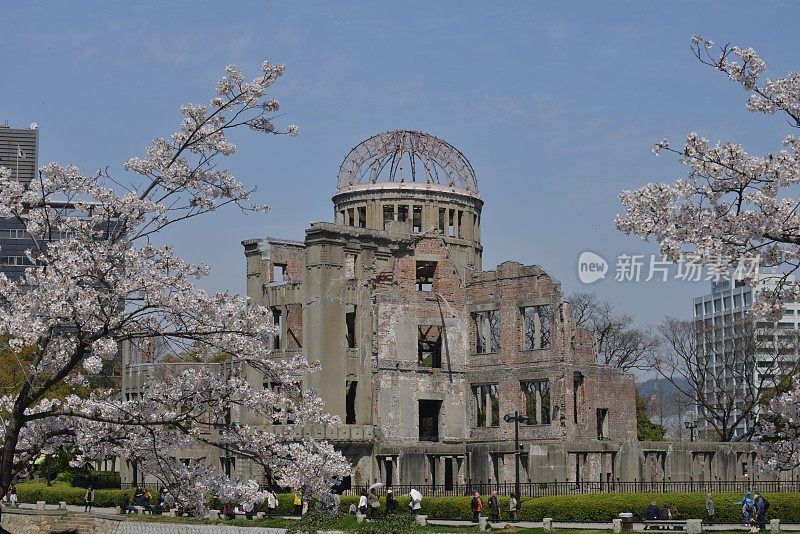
518,492,800,523
15,482,134,508
358,513,424,534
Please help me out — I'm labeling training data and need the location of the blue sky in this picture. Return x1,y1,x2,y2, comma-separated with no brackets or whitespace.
3,1,798,340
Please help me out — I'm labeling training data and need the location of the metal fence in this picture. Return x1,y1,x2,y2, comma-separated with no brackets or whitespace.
352,480,800,498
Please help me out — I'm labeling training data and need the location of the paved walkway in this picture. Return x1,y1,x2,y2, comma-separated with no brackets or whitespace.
6,504,800,532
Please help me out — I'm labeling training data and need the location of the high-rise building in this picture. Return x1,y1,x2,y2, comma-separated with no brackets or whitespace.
693,273,800,439
0,124,39,280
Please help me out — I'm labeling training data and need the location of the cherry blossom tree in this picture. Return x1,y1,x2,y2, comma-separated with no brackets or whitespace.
616,36,800,466
0,61,350,513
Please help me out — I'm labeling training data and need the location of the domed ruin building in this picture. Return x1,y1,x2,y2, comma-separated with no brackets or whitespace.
242,130,642,489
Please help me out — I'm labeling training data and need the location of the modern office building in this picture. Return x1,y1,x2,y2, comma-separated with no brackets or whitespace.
0,124,39,280
693,273,800,439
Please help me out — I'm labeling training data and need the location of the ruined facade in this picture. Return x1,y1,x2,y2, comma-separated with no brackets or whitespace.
118,130,781,490
242,130,642,488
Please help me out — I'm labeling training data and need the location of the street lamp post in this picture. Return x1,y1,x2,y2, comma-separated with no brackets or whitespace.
504,411,532,501
684,418,697,442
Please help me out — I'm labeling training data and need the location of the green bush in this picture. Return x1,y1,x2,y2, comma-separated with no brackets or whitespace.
518,492,800,523
15,482,134,508
286,511,358,534
358,513,424,534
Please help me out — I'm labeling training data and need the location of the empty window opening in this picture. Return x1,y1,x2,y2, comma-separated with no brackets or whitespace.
457,210,464,238
472,384,499,427
397,204,409,223
347,208,355,226
573,372,584,424
346,307,357,349
382,457,394,487
418,325,442,368
357,206,367,228
220,456,236,475
416,261,436,292
346,381,357,424
522,380,551,425
271,308,283,349
287,303,303,349
448,210,456,237
474,310,501,353
428,455,438,487
596,408,609,440
444,457,455,491
522,305,551,350
438,208,446,233
273,263,286,283
383,205,395,230
413,205,423,233
419,400,441,442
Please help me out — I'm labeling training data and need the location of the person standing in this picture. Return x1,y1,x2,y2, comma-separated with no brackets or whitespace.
9,485,17,507
293,492,302,516
368,489,381,518
333,491,342,515
508,493,518,523
471,491,484,523
84,486,94,512
488,490,500,523
409,490,422,516
358,490,368,515
386,490,399,514
266,490,278,515
301,492,310,516
706,493,715,523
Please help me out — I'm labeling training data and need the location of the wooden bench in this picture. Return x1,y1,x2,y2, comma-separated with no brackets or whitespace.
644,520,687,531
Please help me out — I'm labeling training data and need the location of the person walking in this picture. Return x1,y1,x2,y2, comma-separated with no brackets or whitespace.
737,491,754,526
301,492,310,516
706,493,715,523
753,492,769,532
470,491,484,523
8,485,17,507
508,493,518,523
488,490,500,523
84,486,94,512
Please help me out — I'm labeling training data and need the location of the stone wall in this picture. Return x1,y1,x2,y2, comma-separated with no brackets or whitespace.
1,509,287,534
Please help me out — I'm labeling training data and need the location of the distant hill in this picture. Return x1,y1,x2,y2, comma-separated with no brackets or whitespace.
636,377,693,418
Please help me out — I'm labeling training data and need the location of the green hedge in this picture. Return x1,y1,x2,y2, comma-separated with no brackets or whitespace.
16,484,799,523
15,482,134,508
519,492,800,522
